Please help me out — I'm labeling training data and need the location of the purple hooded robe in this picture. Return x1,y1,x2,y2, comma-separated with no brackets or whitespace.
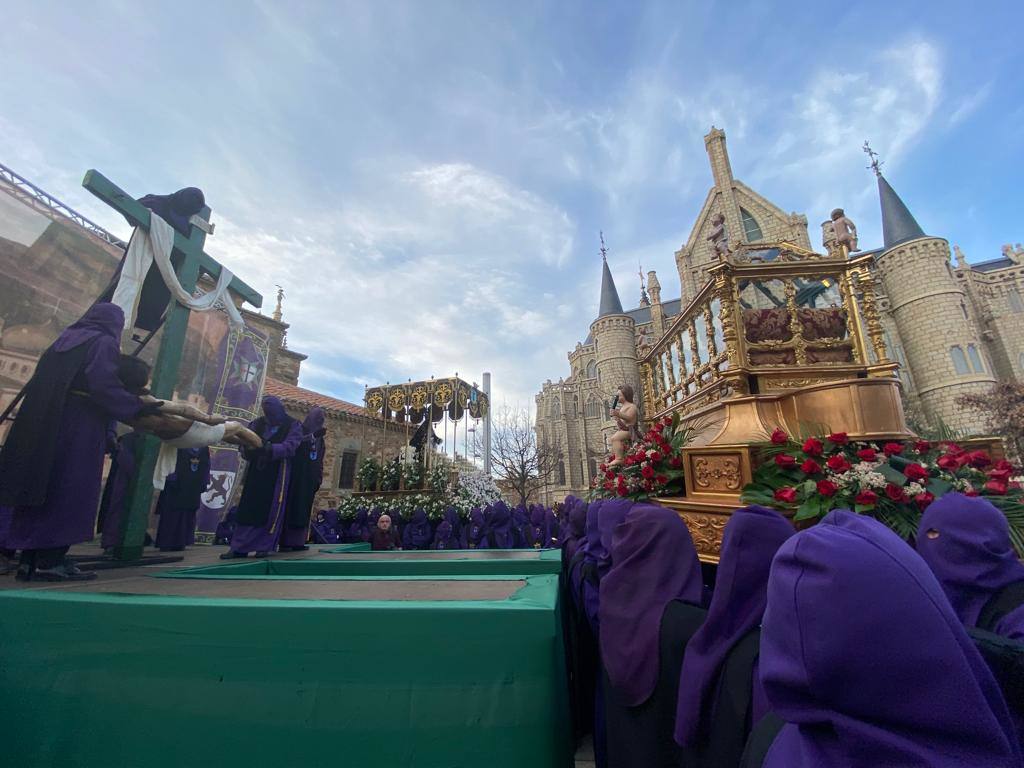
674,506,794,750
0,304,143,553
402,508,433,550
599,504,703,706
431,520,456,550
561,496,588,565
228,396,302,555
917,492,1024,640
280,407,326,549
482,501,515,549
98,431,141,549
760,510,1022,768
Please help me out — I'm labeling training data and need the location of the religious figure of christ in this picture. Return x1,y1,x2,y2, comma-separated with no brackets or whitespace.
607,384,639,468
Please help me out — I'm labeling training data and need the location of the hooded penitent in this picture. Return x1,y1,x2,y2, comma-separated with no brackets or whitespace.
917,492,1024,638
282,406,327,545
561,496,588,564
599,504,703,707
402,508,433,550
483,501,514,549
674,505,794,748
760,510,1022,768
462,508,486,548
432,520,455,550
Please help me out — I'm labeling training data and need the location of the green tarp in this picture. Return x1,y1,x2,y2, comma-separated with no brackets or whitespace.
0,573,572,768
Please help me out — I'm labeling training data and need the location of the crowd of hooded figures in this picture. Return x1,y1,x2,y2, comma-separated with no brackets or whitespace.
296,499,564,551
0,302,330,580
559,493,1024,768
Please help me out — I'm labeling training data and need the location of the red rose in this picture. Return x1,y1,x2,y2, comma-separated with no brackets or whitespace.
774,487,798,504
965,488,980,497
882,442,904,457
885,483,907,502
993,459,1015,473
775,454,798,469
856,448,877,461
770,428,789,445
641,464,655,479
827,432,849,445
984,479,1009,495
937,454,961,471
635,449,647,461
642,478,654,491
602,480,614,491
942,442,962,454
915,491,935,509
604,469,615,479
988,468,1012,483
802,437,824,456
652,422,664,433
826,455,852,473
655,474,668,484
669,456,683,469
617,486,629,497
904,463,929,482
650,451,663,463
913,440,931,453
662,415,673,426
816,479,839,497
965,450,992,469
855,490,878,506
800,459,822,474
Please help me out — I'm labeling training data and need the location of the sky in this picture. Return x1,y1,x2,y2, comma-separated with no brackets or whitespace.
2,0,1022,410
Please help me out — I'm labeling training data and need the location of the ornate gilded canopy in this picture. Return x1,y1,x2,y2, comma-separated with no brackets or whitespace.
365,377,489,423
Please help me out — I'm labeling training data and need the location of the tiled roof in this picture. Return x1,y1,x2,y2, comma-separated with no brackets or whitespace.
972,257,1015,273
263,378,367,418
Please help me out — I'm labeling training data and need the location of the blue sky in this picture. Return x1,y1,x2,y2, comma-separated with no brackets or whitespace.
2,0,1022,409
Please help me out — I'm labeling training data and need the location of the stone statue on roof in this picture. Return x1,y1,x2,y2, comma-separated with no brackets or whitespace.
647,271,661,305
954,245,967,268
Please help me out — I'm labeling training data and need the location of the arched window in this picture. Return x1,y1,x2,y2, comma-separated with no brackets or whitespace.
589,458,598,479
1009,289,1024,313
551,399,561,418
586,360,597,379
557,460,566,485
740,207,763,242
573,395,579,415
966,344,985,373
950,346,970,375
1018,352,1024,375
585,397,601,419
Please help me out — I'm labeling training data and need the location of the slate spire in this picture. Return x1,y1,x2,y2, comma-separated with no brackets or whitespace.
598,232,623,317
864,141,927,249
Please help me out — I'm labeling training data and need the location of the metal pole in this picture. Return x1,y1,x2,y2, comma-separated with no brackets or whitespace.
482,371,492,475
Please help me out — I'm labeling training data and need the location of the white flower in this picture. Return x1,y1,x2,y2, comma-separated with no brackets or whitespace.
905,482,926,497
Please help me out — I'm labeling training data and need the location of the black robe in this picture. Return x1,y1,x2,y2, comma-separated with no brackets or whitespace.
698,628,764,768
0,343,91,507
285,430,325,530
603,599,707,768
236,415,299,527
157,448,211,512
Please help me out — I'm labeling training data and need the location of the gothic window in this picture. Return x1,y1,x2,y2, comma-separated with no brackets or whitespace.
1009,289,1024,313
589,458,598,479
551,399,561,418
557,460,566,485
740,208,763,242
1018,352,1024,375
950,346,970,375
966,344,985,373
585,397,601,419
337,450,358,490
586,359,597,379
573,395,579,415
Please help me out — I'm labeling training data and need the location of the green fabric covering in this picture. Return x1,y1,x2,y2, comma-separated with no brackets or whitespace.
0,575,572,768
162,555,561,579
319,542,371,552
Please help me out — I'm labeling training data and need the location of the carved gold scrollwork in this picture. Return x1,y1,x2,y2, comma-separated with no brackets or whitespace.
692,455,742,491
854,270,889,363
681,513,729,558
433,381,454,406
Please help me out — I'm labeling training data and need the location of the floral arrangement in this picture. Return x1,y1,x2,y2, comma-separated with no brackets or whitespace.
455,469,502,510
741,428,1024,554
356,457,380,491
590,412,691,500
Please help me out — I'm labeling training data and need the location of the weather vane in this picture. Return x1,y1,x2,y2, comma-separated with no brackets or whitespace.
863,141,883,177
638,260,650,305
599,231,609,262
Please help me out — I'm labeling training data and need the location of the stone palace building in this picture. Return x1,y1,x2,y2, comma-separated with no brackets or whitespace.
535,127,1023,504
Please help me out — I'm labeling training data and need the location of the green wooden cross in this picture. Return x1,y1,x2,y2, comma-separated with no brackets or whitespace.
83,170,263,560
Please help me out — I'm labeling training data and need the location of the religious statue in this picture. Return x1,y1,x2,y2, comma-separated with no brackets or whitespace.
637,328,653,357
954,245,968,268
647,270,662,305
607,384,640,467
707,213,730,260
1003,244,1022,265
830,208,859,254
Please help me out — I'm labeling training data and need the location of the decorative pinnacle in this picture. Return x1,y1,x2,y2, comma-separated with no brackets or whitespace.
863,141,883,177
272,284,285,322
600,231,609,262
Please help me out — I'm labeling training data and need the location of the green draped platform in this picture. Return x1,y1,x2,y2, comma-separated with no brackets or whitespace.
0,564,572,768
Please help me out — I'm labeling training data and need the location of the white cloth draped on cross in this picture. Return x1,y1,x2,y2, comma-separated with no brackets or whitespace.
111,212,245,330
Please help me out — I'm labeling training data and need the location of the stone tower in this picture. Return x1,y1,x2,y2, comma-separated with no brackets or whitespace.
589,238,640,438
873,171,995,431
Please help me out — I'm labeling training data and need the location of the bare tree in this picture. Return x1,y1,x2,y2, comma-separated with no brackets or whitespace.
475,405,561,507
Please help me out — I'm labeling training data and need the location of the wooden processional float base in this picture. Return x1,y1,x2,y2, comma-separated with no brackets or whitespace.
655,376,1002,563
